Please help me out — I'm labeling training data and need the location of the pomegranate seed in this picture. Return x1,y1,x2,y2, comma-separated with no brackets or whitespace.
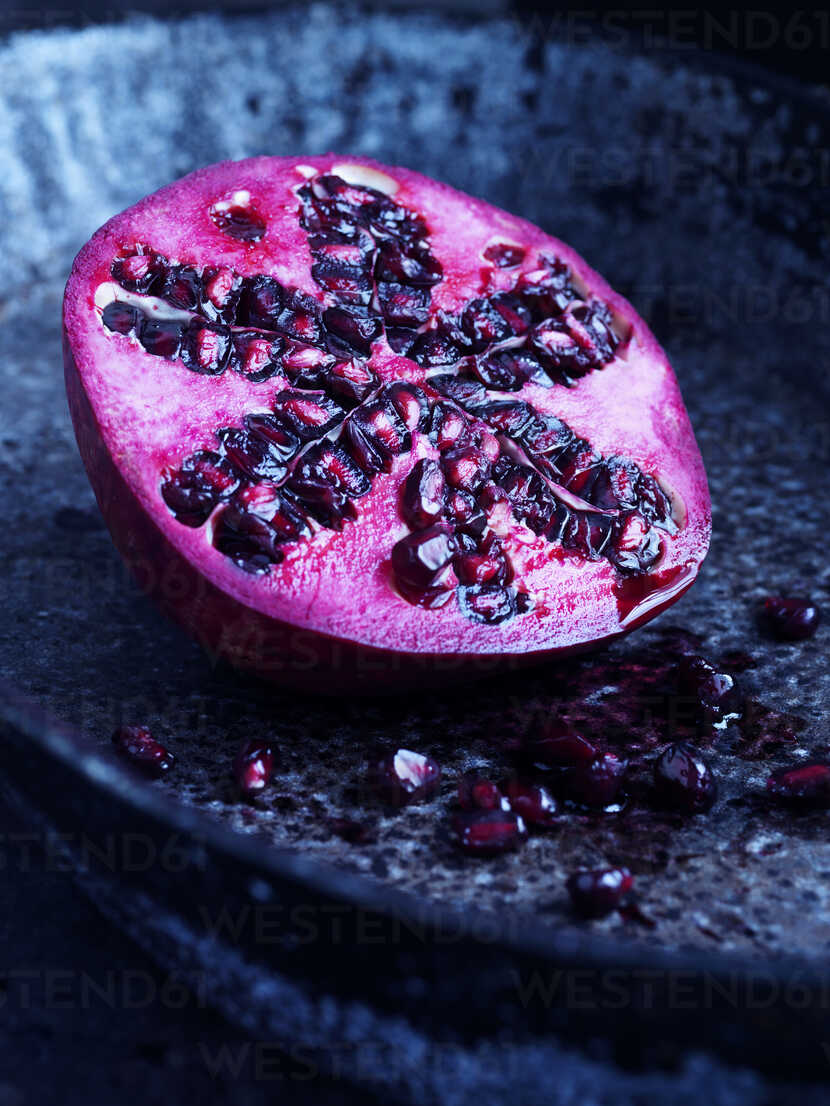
567,867,633,918
368,748,441,808
676,655,743,726
210,199,267,241
112,726,175,777
401,459,446,530
502,778,559,827
483,242,526,268
457,772,505,811
653,743,717,813
566,752,626,807
762,597,821,641
520,722,597,767
450,809,527,856
391,524,458,608
233,739,276,797
767,763,830,806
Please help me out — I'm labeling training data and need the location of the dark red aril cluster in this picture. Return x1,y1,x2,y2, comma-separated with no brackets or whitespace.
767,763,830,807
368,748,442,808
653,743,717,813
233,739,277,798
111,725,176,777
566,867,633,919
761,597,821,642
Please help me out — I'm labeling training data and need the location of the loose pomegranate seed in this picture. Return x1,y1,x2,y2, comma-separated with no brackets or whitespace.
676,655,743,726
767,763,830,806
520,723,597,768
566,752,626,807
762,597,821,641
112,726,175,777
457,772,504,811
567,867,633,918
502,778,559,827
368,748,441,807
233,739,276,797
653,743,717,813
450,810,527,855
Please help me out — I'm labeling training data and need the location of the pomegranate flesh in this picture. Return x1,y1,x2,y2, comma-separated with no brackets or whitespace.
63,156,710,690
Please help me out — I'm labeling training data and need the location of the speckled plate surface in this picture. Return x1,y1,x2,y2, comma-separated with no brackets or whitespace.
1,5,830,1088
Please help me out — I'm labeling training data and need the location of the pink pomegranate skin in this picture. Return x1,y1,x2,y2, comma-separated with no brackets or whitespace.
63,155,710,692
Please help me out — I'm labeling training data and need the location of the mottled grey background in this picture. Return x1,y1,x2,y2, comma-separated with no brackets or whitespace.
0,5,829,1101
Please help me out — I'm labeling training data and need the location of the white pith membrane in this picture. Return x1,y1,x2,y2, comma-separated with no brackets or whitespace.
64,153,711,665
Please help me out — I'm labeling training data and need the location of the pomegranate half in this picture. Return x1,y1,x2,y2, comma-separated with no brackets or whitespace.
62,155,710,691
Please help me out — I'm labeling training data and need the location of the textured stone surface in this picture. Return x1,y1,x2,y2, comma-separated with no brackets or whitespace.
1,5,829,974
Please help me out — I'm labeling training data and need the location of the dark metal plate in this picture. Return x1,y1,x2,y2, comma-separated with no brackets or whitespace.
1,4,829,1092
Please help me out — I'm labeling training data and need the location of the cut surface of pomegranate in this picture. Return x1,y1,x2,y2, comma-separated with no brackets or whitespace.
63,156,710,690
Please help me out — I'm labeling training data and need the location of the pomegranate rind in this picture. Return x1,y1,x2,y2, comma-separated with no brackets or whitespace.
63,154,710,691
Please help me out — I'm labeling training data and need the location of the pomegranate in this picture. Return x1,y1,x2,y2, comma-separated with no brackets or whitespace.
63,156,710,690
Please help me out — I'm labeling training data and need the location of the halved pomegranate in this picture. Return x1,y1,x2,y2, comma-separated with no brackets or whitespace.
63,156,710,691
